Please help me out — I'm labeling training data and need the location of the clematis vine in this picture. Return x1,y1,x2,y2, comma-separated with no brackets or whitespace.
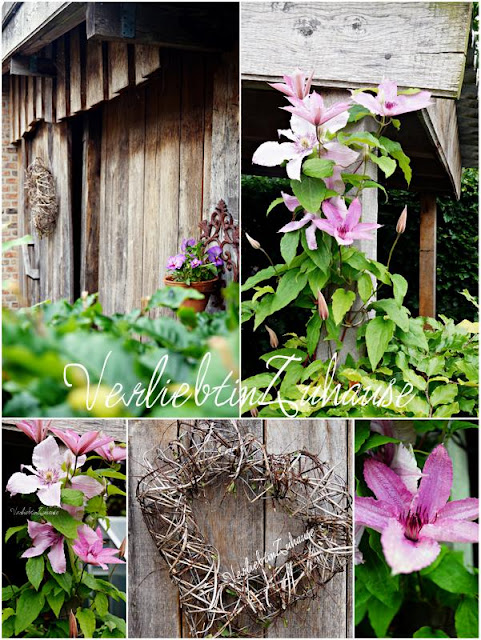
283,91,351,127
95,441,127,463
21,521,66,574
15,419,50,444
49,427,113,456
352,79,432,117
73,525,125,570
269,68,314,100
319,197,382,246
356,444,479,574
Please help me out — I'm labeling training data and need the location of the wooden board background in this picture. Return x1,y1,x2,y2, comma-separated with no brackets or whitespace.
128,419,353,638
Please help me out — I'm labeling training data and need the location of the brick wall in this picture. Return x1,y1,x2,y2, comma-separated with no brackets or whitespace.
2,76,20,308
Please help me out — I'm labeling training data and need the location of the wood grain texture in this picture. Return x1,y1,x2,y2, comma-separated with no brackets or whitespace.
128,419,182,639
241,2,471,98
2,419,126,441
69,24,84,114
108,41,129,98
55,35,67,120
419,193,437,317
134,44,160,85
85,38,105,109
42,44,54,123
265,420,350,638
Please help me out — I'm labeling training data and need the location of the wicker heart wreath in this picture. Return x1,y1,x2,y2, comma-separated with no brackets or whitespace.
137,421,352,637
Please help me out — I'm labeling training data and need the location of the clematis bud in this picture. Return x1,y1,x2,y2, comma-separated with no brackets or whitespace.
118,537,127,559
245,233,261,250
317,290,329,320
69,611,78,638
265,325,279,348
250,407,259,418
396,206,407,234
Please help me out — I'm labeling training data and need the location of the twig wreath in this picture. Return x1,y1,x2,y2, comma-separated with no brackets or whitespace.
137,421,352,637
25,156,58,238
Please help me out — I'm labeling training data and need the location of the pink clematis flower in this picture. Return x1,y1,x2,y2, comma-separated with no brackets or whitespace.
269,68,314,100
73,525,125,570
356,445,479,574
49,427,113,456
352,80,432,117
21,521,66,574
283,91,351,127
6,436,66,507
319,197,381,246
279,212,324,250
94,441,127,463
15,420,50,444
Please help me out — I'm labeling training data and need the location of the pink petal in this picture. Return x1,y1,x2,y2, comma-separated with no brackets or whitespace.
281,192,301,212
286,155,304,181
322,197,347,224
416,445,452,521
279,213,315,233
312,218,336,236
6,472,40,496
37,482,62,507
49,427,78,451
77,431,101,454
321,111,349,135
324,166,345,194
252,141,295,167
28,520,54,539
345,198,362,228
437,498,479,522
305,222,318,250
355,496,396,532
389,92,432,115
323,142,359,167
48,538,67,574
289,114,316,138
421,519,479,544
71,475,104,499
62,503,85,520
381,519,441,575
390,444,423,494
363,458,413,516
353,222,382,232
351,92,383,115
378,80,398,103
277,127,296,142
320,101,352,126
32,436,61,470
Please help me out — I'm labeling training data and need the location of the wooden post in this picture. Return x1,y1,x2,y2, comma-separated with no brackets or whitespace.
419,193,437,317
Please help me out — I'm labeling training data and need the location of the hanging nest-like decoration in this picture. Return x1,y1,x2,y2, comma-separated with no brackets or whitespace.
25,157,58,238
137,421,352,638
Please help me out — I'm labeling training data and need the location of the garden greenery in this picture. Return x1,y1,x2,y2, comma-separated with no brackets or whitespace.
241,71,478,418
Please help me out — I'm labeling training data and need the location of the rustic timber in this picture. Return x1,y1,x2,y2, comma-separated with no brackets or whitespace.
419,193,437,318
21,243,40,279
2,2,87,66
241,2,472,98
107,41,130,98
134,44,160,85
86,2,237,52
69,24,85,113
9,54,57,77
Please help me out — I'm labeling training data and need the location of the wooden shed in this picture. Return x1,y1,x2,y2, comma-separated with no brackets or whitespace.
241,1,477,318
2,2,239,313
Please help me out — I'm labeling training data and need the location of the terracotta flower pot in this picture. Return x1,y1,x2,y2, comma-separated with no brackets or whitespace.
163,275,219,312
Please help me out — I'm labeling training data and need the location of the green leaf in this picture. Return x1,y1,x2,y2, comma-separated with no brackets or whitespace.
369,153,397,178
358,273,373,303
107,484,126,497
95,469,126,480
433,401,460,418
430,384,458,407
4,524,27,543
372,299,409,332
455,597,478,638
391,118,401,130
46,588,65,618
2,609,15,623
39,507,82,539
241,264,285,291
14,589,45,635
47,560,73,593
306,313,321,357
347,104,372,122
413,627,450,638
360,433,400,453
365,317,395,370
76,608,96,638
94,592,109,617
280,230,300,264
338,131,381,148
424,551,478,594
307,269,329,297
367,596,401,637
266,197,285,216
302,157,335,179
379,136,412,185
147,286,204,310
270,270,308,314
402,368,427,391
26,556,45,591
290,175,333,212
355,422,371,452
331,289,356,325
391,273,408,306
60,488,85,507
300,232,331,272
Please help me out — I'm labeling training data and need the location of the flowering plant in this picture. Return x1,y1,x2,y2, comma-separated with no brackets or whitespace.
166,238,224,284
2,421,126,638
241,69,478,418
355,420,479,638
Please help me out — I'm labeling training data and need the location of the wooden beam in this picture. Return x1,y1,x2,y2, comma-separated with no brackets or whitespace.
86,2,237,52
2,2,86,66
241,2,472,98
419,193,437,318
9,54,57,77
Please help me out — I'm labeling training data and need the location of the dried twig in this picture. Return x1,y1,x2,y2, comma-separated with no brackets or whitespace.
25,157,58,238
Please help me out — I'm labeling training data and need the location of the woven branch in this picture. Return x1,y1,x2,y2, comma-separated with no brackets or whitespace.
25,157,58,238
137,421,352,638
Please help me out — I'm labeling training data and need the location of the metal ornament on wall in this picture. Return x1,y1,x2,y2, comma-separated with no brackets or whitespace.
25,157,58,238
199,200,239,308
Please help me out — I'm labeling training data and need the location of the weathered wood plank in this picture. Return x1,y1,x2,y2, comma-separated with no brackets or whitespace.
128,420,182,638
419,193,437,318
18,76,26,136
2,419,126,441
85,39,105,109
35,77,43,122
80,110,101,295
26,76,36,127
42,44,54,123
134,44,160,85
241,2,472,98
108,41,129,98
178,52,206,244
10,55,57,77
69,25,84,114
265,419,350,638
9,75,18,142
55,35,68,120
